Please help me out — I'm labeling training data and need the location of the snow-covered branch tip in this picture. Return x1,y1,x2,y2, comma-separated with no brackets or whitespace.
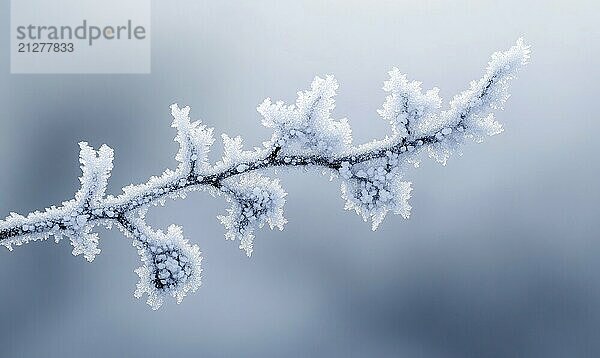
0,39,530,309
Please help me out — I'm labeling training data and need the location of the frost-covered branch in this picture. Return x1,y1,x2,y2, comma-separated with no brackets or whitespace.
0,39,530,309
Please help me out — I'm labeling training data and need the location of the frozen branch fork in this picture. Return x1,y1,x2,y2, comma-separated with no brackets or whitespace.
0,39,530,309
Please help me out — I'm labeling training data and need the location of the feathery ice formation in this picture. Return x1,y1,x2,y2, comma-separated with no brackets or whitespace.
0,39,530,309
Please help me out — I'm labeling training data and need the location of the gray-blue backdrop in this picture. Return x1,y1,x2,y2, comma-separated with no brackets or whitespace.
1,1,598,357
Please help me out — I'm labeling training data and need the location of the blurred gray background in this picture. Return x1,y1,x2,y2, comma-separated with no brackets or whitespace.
1,0,599,357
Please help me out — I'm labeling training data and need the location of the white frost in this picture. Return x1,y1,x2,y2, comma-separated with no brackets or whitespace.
340,159,412,230
171,103,215,175
218,173,287,257
68,142,114,261
133,223,202,310
0,39,530,309
379,68,442,139
258,75,352,156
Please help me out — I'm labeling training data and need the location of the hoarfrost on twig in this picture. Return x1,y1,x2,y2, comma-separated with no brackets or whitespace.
0,39,530,309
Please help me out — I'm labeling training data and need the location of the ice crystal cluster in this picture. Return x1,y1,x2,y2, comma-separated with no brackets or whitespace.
258,75,352,156
218,174,287,257
0,39,530,309
131,222,202,310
